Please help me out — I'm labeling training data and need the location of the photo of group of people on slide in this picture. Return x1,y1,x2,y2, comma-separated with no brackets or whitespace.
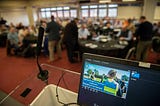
83,61,130,99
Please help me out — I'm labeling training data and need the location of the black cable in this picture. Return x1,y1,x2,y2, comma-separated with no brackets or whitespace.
36,55,42,73
56,72,66,105
56,72,79,106
65,102,79,106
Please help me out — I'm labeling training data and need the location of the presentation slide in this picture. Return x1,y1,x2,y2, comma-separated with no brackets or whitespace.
82,61,131,99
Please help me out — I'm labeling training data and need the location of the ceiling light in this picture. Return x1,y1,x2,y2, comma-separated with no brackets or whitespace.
99,0,111,3
122,0,136,2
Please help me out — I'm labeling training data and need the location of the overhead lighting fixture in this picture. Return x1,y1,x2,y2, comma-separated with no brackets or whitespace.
122,0,136,1
99,0,111,3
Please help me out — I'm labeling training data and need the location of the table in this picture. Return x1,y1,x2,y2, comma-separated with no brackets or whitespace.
79,38,129,58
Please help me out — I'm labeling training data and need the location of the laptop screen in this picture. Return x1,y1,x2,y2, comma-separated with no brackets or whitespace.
77,53,160,106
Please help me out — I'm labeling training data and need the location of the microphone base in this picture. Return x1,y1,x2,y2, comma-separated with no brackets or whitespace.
37,70,49,84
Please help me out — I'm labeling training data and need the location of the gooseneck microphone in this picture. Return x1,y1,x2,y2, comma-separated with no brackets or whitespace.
36,23,48,85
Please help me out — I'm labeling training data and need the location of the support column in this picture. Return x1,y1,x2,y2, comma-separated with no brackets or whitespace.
26,6,34,26
77,4,81,19
142,0,157,22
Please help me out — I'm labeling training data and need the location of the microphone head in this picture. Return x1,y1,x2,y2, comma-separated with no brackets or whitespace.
36,26,44,56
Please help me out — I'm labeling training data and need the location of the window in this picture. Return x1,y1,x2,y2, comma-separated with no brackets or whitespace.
108,8,117,17
45,8,51,11
70,10,77,18
39,6,75,19
64,11,70,17
46,11,51,18
57,7,63,10
82,10,89,17
99,9,107,17
90,9,97,17
41,8,46,12
108,4,118,8
51,12,57,18
41,12,46,18
108,4,118,17
39,4,118,19
90,5,98,8
99,5,107,8
81,6,89,9
51,8,56,11
64,7,70,10
57,11,63,17
80,4,117,18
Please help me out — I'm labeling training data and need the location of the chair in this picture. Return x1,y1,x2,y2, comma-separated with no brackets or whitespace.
0,32,7,47
152,37,160,63
152,37,160,53
125,47,136,59
6,40,14,56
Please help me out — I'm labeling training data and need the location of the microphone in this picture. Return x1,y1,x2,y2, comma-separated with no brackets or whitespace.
36,23,48,85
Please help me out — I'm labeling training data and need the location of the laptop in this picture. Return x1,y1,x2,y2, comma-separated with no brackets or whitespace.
77,53,160,106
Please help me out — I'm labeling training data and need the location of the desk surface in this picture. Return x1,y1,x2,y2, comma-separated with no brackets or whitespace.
0,64,80,106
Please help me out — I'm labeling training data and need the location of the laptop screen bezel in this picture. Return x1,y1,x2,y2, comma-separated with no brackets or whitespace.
77,53,160,106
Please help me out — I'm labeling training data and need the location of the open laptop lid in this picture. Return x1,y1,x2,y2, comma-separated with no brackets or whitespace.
77,53,160,106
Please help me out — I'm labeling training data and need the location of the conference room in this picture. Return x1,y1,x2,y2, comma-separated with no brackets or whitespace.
0,0,160,106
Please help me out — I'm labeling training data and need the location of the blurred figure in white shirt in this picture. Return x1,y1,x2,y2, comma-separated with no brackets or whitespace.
78,24,90,40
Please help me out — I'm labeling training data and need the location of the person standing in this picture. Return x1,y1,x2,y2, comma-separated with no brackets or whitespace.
135,16,153,61
46,15,61,62
63,18,79,63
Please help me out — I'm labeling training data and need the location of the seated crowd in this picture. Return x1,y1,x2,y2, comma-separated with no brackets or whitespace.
0,16,160,63
0,20,38,57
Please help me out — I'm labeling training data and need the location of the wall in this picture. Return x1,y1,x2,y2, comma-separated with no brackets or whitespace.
117,6,142,19
117,6,160,21
154,6,160,21
0,9,29,26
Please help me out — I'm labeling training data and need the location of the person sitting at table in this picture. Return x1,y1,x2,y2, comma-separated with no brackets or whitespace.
78,24,90,40
99,19,104,35
116,25,132,41
18,28,37,57
7,27,20,55
127,19,136,34
91,32,99,41
113,19,123,28
28,25,38,36
103,22,114,36
87,19,93,32
92,23,100,36
117,25,133,58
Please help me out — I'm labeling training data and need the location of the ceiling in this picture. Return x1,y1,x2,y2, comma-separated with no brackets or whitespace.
77,0,144,3
0,0,146,9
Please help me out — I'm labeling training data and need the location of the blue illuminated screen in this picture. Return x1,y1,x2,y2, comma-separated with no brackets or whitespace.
82,60,131,99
